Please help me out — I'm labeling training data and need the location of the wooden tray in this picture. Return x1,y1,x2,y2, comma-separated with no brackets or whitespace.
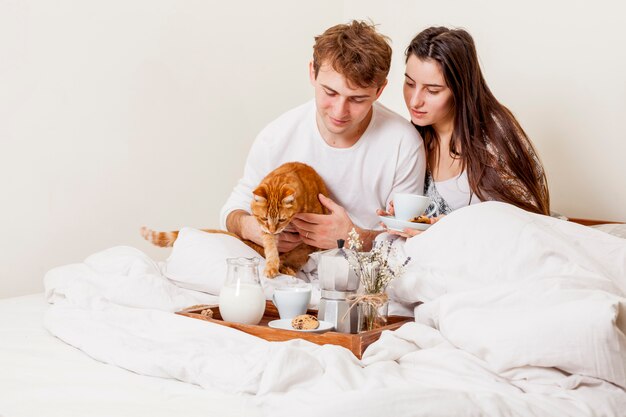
569,217,623,226
176,301,411,359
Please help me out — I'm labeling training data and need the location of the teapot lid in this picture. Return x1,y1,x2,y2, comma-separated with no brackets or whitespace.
318,239,359,292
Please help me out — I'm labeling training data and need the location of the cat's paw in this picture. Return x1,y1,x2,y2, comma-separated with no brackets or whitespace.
279,265,297,276
264,265,279,278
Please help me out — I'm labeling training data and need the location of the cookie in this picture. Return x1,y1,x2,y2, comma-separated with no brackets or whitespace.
409,215,430,224
291,314,319,330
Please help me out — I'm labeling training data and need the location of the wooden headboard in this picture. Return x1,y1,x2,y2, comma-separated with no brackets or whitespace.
568,218,624,226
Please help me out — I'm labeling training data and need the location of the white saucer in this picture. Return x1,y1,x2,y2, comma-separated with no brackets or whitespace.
378,215,431,232
268,318,334,333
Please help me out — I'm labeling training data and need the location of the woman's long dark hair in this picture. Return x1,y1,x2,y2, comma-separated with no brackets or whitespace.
406,27,550,215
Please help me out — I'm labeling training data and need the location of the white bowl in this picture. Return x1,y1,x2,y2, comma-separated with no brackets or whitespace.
393,193,431,221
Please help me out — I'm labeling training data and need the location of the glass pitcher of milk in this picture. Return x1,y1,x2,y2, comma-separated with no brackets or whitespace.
218,257,266,325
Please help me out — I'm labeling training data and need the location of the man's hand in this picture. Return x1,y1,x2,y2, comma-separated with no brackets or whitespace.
226,210,302,253
276,224,303,253
227,211,264,246
292,194,356,250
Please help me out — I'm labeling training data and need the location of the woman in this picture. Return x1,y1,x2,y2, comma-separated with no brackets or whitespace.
380,26,550,237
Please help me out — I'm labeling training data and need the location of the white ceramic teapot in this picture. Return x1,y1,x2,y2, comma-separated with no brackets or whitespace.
317,240,359,333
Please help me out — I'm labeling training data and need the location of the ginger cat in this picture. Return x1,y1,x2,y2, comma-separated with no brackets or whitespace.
251,162,329,277
141,162,329,278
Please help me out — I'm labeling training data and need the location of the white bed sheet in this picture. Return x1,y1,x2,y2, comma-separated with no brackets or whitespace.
3,202,626,417
0,294,262,417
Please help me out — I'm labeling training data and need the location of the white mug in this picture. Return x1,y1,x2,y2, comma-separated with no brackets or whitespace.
393,193,432,221
272,285,312,319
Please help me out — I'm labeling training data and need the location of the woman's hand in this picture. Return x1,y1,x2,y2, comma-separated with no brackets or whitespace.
380,215,445,239
376,200,395,217
386,227,423,238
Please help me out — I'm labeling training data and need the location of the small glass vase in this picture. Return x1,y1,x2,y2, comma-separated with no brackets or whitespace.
357,297,389,332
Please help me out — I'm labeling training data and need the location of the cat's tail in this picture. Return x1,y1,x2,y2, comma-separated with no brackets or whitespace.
140,226,178,247
140,227,264,255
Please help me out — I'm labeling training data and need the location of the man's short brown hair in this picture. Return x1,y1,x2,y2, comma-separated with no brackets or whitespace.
312,20,392,89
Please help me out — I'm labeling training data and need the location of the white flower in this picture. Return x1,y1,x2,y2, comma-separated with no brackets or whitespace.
347,228,363,252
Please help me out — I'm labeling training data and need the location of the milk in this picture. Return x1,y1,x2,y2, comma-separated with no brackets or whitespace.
218,283,266,325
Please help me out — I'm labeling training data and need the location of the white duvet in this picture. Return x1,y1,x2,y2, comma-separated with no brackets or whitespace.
43,202,626,416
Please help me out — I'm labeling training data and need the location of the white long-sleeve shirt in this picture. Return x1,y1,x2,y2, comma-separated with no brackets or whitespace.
219,100,426,230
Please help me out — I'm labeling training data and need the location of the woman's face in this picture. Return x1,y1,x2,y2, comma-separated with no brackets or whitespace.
403,55,455,132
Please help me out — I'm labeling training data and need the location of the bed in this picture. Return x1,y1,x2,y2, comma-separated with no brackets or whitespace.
0,294,264,417
1,202,625,417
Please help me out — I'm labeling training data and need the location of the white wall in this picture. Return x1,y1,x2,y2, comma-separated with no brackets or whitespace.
1,1,625,298
0,0,341,298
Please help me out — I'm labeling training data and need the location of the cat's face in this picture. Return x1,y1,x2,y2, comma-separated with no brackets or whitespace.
251,185,297,234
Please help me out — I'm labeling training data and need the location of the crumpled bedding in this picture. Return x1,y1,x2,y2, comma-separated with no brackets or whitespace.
44,202,626,416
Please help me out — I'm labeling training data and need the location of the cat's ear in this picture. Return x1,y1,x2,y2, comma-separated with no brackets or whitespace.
252,186,268,204
281,188,295,207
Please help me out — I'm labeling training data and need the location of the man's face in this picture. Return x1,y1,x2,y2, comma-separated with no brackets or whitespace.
310,62,385,141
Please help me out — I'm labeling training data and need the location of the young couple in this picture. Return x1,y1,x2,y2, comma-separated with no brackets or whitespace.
220,20,549,249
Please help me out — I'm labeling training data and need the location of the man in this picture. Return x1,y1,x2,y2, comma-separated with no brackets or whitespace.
220,20,425,252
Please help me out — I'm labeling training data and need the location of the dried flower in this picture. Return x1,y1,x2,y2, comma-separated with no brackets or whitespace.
344,228,411,294
347,228,363,252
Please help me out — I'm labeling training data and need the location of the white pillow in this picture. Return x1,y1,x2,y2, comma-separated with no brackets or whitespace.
430,279,626,389
592,223,626,239
163,228,265,295
162,228,310,299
